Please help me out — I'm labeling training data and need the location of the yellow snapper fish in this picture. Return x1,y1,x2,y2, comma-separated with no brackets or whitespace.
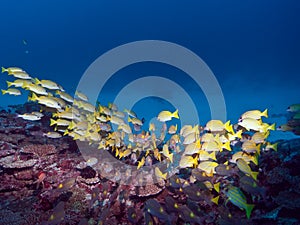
251,131,269,144
183,132,198,145
29,93,62,109
50,118,71,127
205,120,233,133
242,140,261,154
110,115,125,125
227,129,243,141
74,100,95,113
128,117,143,126
230,151,258,165
198,150,216,161
17,112,42,121
8,70,32,79
240,109,268,120
22,83,48,95
198,161,219,176
201,133,218,143
264,142,278,151
49,96,67,109
236,158,258,181
55,90,74,103
6,79,32,88
238,118,275,132
75,90,88,101
181,125,199,137
53,111,78,120
1,88,21,95
2,66,25,73
67,120,88,130
202,140,231,152
157,109,179,122
184,139,201,155
179,155,198,169
34,78,60,90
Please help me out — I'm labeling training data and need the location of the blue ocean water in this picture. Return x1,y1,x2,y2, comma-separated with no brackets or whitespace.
0,0,299,137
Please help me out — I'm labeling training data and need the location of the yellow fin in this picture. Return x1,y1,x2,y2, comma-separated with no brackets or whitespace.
211,196,219,205
213,182,220,193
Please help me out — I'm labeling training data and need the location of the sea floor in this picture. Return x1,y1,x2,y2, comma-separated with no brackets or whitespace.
0,104,300,225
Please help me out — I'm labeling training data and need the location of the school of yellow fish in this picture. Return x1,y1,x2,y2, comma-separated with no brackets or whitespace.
1,66,279,219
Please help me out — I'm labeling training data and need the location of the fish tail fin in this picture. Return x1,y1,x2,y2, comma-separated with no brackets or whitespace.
50,118,56,126
252,154,259,165
34,78,41,85
1,67,7,73
273,142,278,151
262,109,268,118
6,81,12,87
245,204,254,219
251,171,259,181
30,93,39,102
269,123,275,131
1,89,6,95
68,121,75,130
211,195,219,205
172,109,179,119
193,156,199,167
210,151,217,161
223,141,231,151
225,120,234,133
63,129,69,136
236,129,243,139
213,182,220,193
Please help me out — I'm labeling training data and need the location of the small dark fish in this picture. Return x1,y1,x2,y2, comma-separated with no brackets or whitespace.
191,168,211,182
144,211,154,225
127,207,138,224
178,205,203,224
239,175,266,197
183,184,202,201
144,199,169,222
215,164,238,176
45,201,65,225
187,199,204,217
89,187,100,209
165,196,179,213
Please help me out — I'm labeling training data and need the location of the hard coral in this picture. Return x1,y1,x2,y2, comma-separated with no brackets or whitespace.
21,144,57,158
